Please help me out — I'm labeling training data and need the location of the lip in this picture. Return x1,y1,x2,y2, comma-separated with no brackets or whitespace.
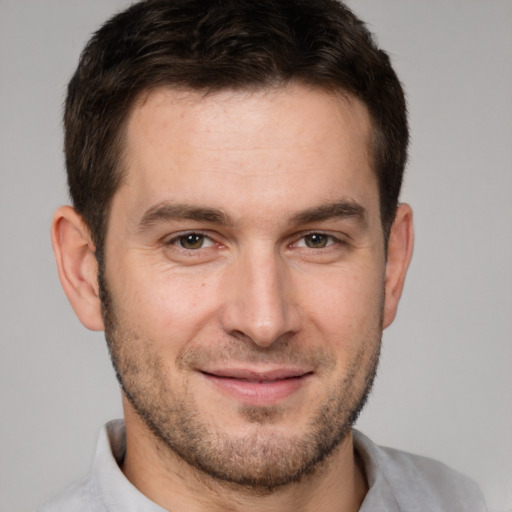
199,367,313,405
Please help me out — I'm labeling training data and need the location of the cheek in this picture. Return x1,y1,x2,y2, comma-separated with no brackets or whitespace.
297,264,384,344
111,262,222,345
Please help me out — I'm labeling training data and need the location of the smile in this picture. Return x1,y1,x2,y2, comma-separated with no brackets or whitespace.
199,368,314,405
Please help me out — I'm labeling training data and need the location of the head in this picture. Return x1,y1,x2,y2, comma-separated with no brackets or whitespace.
53,0,413,496
65,0,408,253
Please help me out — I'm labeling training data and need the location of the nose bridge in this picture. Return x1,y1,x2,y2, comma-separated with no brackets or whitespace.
220,243,300,347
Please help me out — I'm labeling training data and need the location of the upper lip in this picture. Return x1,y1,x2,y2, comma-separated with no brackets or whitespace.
199,367,312,382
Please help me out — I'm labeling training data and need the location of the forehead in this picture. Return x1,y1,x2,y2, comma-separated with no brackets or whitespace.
126,85,372,163
115,84,377,226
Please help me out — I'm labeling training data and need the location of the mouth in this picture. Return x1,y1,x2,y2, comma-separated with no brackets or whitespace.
198,367,314,405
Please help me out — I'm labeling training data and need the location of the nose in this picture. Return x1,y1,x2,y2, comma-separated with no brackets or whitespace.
220,247,302,347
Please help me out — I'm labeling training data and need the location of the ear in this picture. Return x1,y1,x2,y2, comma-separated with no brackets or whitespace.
382,203,414,329
51,205,105,331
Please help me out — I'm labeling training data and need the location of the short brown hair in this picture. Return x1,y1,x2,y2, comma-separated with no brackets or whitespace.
65,0,408,250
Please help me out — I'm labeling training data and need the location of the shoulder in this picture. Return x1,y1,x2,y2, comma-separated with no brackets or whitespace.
36,474,104,512
353,430,487,512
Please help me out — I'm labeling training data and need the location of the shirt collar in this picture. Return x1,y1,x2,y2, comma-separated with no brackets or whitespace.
353,430,402,512
90,419,167,512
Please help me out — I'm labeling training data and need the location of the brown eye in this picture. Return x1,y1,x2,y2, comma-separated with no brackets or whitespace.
303,233,331,248
178,233,206,249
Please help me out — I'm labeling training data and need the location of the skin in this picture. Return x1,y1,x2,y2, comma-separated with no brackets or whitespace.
51,84,414,512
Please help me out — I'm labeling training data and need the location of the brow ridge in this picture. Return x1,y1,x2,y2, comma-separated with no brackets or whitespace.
138,202,233,230
137,198,367,232
290,200,367,226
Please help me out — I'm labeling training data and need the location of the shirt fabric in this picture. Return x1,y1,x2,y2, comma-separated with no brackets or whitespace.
38,419,487,512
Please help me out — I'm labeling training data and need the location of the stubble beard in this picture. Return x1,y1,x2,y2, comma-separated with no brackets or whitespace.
98,263,382,491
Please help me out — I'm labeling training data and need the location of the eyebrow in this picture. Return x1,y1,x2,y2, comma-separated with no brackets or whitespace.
289,200,368,227
137,198,367,232
137,202,233,231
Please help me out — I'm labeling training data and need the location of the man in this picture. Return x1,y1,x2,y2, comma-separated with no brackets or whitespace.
41,0,486,510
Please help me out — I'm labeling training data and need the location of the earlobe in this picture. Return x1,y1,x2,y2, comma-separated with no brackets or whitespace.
382,203,414,329
51,205,105,331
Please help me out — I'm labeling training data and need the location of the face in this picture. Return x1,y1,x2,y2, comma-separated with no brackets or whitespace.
101,85,388,488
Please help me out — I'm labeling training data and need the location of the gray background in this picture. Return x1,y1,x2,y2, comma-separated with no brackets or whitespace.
0,1,511,511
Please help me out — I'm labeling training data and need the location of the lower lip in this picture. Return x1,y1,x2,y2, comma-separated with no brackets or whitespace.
202,373,311,405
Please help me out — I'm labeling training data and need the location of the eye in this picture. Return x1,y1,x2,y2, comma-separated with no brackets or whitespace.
171,233,215,250
297,233,336,249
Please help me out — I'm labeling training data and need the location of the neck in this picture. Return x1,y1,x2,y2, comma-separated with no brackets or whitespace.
121,402,367,512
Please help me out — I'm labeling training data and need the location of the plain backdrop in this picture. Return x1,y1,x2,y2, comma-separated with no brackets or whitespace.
0,1,511,511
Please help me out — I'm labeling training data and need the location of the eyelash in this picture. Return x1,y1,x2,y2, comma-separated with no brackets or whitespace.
165,231,217,251
164,231,346,253
293,232,341,249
